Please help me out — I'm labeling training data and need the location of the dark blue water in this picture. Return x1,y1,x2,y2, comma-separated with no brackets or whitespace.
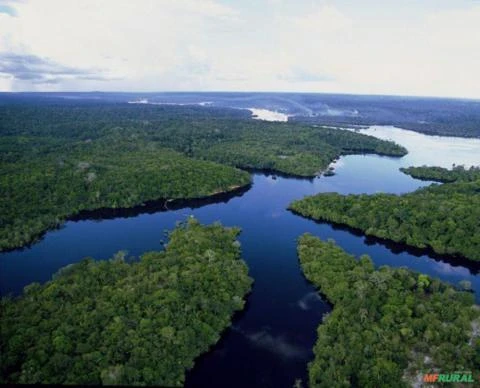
1,150,480,387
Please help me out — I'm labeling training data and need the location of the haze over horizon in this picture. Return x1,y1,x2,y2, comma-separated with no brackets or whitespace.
1,0,479,99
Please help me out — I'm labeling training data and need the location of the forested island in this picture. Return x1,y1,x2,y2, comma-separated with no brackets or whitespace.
0,97,406,251
400,165,480,183
289,166,480,261
298,235,480,387
0,219,252,386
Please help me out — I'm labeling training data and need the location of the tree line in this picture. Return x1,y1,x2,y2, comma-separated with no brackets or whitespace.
298,235,479,387
289,166,480,261
0,100,407,251
0,219,252,386
401,165,480,183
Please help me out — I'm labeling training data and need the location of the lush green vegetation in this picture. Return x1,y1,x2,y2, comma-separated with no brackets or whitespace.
190,124,406,177
290,170,480,261
0,138,250,251
0,100,407,251
0,219,252,386
298,235,480,387
401,165,480,183
0,101,407,177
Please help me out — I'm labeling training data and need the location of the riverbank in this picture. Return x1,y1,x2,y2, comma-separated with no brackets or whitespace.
288,207,480,273
1,182,252,253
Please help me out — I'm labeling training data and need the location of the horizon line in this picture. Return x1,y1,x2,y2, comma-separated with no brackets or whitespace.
1,90,479,102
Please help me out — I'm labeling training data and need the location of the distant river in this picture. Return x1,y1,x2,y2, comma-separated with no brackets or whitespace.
1,126,480,388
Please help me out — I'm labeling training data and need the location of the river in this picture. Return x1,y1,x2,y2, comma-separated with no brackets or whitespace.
1,126,479,387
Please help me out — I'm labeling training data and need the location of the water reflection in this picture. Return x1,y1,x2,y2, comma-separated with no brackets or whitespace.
357,125,480,168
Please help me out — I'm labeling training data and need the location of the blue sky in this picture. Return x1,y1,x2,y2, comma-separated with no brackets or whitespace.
0,4,16,16
0,0,479,98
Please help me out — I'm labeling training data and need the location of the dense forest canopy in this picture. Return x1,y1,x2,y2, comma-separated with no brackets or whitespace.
0,138,251,251
0,98,407,174
0,98,406,251
298,235,480,387
0,219,252,386
289,167,480,261
401,165,480,183
4,92,479,138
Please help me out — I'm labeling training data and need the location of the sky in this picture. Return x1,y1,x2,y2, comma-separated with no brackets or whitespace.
0,0,479,98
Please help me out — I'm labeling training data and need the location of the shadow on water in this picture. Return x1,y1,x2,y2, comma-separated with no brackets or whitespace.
1,184,251,254
69,183,252,221
288,208,480,274
185,272,330,388
184,292,255,387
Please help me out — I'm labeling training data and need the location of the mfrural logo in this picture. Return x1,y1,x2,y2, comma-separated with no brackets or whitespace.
423,372,475,384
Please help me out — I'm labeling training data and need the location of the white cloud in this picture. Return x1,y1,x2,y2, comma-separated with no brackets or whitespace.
269,2,480,98
0,0,241,90
0,0,479,98
292,5,352,35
